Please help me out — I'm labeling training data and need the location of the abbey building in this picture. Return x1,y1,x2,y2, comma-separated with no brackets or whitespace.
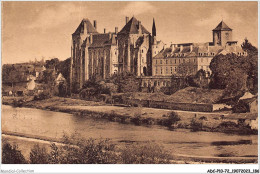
70,17,246,92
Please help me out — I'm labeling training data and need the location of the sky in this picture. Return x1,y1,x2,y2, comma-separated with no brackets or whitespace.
1,1,258,64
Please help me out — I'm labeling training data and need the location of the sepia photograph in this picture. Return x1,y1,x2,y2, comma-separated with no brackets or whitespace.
1,1,259,173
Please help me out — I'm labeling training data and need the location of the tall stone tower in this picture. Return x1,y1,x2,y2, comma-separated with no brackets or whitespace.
117,16,150,76
70,18,98,92
212,21,232,46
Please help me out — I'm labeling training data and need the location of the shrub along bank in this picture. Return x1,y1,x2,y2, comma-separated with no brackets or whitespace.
2,137,173,164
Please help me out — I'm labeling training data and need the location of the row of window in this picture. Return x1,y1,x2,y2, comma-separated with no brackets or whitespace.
142,80,171,87
198,52,216,56
164,52,216,58
237,52,247,56
155,66,197,75
155,58,196,65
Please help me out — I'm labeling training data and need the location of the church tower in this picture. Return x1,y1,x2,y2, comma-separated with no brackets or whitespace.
152,18,157,44
212,21,232,46
151,18,158,58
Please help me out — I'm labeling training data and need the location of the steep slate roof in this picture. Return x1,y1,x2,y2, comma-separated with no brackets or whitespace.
154,44,226,59
213,21,232,31
73,18,98,35
89,33,116,48
118,17,150,35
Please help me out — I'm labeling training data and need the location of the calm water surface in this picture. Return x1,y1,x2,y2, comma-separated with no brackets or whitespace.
1,105,258,159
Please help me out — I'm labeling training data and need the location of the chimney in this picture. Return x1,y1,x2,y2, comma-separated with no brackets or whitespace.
138,21,142,34
104,28,106,33
89,33,93,44
190,44,193,52
83,22,87,34
171,44,175,52
109,32,112,39
93,20,97,30
115,27,118,34
126,16,129,24
180,45,183,52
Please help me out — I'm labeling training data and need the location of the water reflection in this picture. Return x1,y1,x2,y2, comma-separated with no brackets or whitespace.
1,105,258,158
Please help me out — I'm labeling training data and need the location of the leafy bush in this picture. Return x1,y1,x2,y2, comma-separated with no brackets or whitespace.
131,113,142,125
190,118,203,132
161,112,180,127
232,100,250,113
30,144,49,164
110,72,140,93
120,142,172,164
159,87,171,95
2,136,174,164
34,90,52,100
2,141,27,164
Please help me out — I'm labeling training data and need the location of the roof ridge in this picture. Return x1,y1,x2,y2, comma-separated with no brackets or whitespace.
213,21,232,31
118,17,150,34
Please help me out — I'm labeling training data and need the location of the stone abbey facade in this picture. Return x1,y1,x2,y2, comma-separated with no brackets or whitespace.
70,17,162,92
70,17,246,92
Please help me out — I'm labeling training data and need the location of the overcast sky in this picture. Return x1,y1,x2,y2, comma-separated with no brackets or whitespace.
2,1,258,64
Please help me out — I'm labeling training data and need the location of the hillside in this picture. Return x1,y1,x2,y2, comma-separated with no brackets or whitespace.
166,87,224,104
130,87,224,104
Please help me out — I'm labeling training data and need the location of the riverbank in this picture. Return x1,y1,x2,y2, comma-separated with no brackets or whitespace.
3,133,257,164
2,96,258,135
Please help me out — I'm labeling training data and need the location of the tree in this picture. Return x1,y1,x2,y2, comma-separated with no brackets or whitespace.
241,38,258,55
30,144,49,164
56,58,71,84
241,38,258,94
2,142,27,164
210,53,249,97
45,58,60,69
110,72,140,93
210,38,258,97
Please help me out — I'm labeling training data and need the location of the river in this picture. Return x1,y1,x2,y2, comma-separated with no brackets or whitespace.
1,105,258,162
